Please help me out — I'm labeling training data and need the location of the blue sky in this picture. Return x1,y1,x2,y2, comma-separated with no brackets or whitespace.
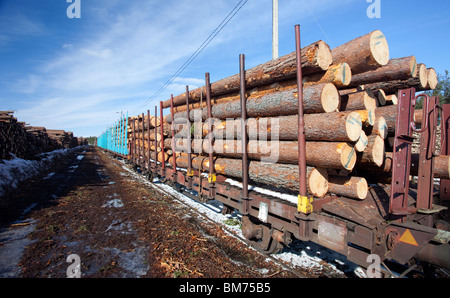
0,0,449,137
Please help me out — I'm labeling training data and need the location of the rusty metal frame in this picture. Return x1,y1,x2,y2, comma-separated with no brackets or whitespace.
205,72,216,199
417,96,438,212
147,109,151,171
154,106,158,172
440,104,450,202
239,54,250,215
389,88,416,216
185,85,193,189
170,94,178,180
160,101,166,178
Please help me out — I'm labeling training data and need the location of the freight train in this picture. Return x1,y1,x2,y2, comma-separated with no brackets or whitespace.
97,26,450,277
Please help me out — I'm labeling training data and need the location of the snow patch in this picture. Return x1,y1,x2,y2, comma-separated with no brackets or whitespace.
0,147,83,197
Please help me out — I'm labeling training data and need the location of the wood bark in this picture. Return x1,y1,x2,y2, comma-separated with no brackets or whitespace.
364,64,433,95
331,30,390,74
303,62,352,87
348,56,417,88
328,175,368,200
168,139,356,171
162,40,333,108
357,152,450,180
175,155,330,197
165,83,340,123
338,90,377,112
200,110,363,142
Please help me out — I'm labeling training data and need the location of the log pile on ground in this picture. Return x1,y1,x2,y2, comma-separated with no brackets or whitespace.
128,29,439,201
0,111,87,160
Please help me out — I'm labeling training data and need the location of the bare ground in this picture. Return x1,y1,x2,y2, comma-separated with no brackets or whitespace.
1,147,304,278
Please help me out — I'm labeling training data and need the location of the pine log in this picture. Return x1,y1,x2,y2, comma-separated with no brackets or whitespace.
363,116,387,139
175,155,330,197
331,30,390,74
355,130,368,152
348,56,417,88
375,90,398,105
359,135,385,166
374,105,397,134
167,139,356,170
357,152,450,180
162,40,333,108
201,110,363,142
328,176,368,200
416,63,429,89
426,68,438,90
171,79,298,114
303,63,352,87
364,63,431,95
338,90,377,120
165,83,340,123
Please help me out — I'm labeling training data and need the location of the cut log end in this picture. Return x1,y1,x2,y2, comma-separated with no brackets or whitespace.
427,68,438,90
370,135,385,166
308,167,329,198
375,116,388,139
316,41,334,71
416,63,429,88
355,130,368,152
340,63,352,86
328,176,368,200
410,56,418,77
345,112,363,142
321,83,340,113
369,30,390,66
338,143,357,170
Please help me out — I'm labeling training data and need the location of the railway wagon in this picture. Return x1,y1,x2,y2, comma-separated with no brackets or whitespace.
98,26,450,276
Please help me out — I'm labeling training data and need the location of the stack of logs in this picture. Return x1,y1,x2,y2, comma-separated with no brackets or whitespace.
128,29,441,201
0,111,87,160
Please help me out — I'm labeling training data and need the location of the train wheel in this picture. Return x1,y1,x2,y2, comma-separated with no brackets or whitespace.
241,216,283,255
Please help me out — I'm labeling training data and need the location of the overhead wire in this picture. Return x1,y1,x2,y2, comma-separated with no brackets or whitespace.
131,0,249,114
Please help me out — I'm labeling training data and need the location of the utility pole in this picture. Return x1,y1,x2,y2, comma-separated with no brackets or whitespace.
272,0,279,60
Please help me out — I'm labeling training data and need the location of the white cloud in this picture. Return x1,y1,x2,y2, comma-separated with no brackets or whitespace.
5,0,361,137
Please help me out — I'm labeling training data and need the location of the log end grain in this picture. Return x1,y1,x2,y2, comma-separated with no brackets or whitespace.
308,167,329,198
369,135,385,166
409,56,418,78
321,83,340,113
427,68,438,90
375,116,388,139
315,41,334,71
345,111,363,142
338,142,357,170
416,63,429,89
333,62,353,87
328,176,368,200
369,30,390,67
355,130,368,152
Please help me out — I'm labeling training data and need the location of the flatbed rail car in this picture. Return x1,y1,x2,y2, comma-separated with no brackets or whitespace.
99,28,450,276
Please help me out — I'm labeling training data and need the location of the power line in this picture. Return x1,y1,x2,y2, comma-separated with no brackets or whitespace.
131,0,249,114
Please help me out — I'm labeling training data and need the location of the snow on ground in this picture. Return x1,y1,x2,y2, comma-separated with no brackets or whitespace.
119,161,365,277
0,147,85,198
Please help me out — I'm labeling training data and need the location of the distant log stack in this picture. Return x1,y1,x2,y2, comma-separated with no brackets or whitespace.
0,111,87,160
127,29,438,201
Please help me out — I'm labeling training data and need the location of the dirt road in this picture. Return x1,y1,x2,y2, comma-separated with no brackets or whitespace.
0,147,300,278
